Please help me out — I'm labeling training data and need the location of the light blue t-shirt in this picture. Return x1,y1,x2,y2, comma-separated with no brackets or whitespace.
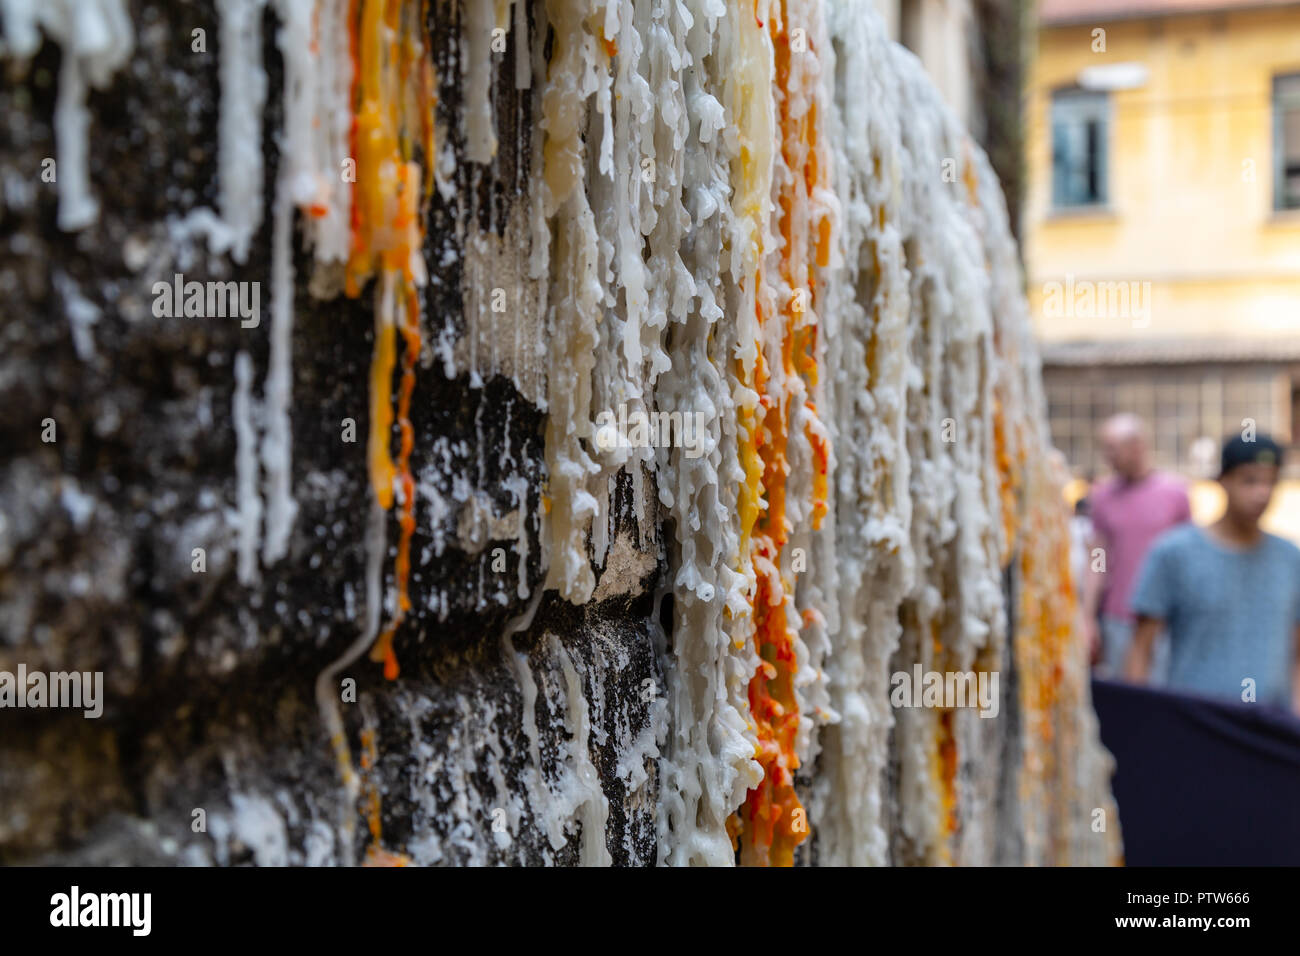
1131,524,1300,709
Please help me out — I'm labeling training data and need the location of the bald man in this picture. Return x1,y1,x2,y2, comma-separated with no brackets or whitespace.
1083,414,1192,680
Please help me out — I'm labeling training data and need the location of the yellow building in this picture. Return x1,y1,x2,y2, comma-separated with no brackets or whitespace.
1026,0,1300,537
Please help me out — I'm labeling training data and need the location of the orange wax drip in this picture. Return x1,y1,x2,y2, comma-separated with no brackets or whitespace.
937,708,958,855
992,394,1020,566
359,726,413,866
807,400,829,530
735,307,766,568
345,0,436,681
600,26,618,60
1004,379,1082,862
369,283,421,680
360,727,383,843
734,0,833,866
928,623,957,862
962,140,980,207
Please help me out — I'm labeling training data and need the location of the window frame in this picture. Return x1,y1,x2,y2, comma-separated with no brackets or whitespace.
1050,87,1112,212
1273,72,1300,212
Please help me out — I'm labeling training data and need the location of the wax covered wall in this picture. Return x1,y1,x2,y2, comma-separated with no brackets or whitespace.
0,0,1119,866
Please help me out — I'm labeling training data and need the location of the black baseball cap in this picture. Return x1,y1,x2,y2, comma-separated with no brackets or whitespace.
1220,433,1283,478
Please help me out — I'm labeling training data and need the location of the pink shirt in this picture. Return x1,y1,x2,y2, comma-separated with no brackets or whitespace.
1089,471,1191,621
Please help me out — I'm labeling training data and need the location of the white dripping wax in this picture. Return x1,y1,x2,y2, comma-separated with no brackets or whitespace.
585,0,684,568
821,1,904,868
212,0,351,266
889,45,973,866
538,0,606,603
463,0,515,164
456,0,553,460
556,637,612,866
301,0,356,266
162,1,263,261
0,0,133,231
259,0,347,565
497,623,615,864
554,0,623,572
233,351,263,586
217,0,353,573
810,0,915,865
651,0,767,867
215,0,268,263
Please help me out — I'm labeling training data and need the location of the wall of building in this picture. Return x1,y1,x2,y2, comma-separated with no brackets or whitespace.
1025,6,1300,343
1045,361,1297,474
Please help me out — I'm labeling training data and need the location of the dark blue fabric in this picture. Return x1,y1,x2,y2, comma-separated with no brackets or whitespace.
1091,678,1300,865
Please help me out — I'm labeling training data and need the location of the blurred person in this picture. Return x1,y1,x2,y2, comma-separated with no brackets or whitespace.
1070,493,1092,600
1083,414,1191,679
1126,434,1300,715
1070,492,1102,667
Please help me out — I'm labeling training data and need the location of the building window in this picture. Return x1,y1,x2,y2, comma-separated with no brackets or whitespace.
1044,366,1294,479
1275,73,1300,211
1051,90,1109,209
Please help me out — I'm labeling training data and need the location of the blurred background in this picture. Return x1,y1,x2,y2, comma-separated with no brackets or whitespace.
875,0,1300,541
876,0,1300,867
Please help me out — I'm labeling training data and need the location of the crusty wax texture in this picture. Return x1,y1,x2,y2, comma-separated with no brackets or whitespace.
734,0,833,867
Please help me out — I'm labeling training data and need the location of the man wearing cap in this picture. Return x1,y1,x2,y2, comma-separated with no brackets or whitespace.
1125,433,1300,714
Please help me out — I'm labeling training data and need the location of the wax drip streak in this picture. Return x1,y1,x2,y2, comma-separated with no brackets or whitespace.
993,394,1020,566
342,0,436,681
370,280,421,679
733,0,832,868
313,499,385,864
1014,450,1079,861
929,624,957,864
359,725,413,866
651,0,767,866
535,0,614,604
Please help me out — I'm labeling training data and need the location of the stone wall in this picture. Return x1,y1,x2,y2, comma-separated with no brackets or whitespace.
0,0,1119,866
